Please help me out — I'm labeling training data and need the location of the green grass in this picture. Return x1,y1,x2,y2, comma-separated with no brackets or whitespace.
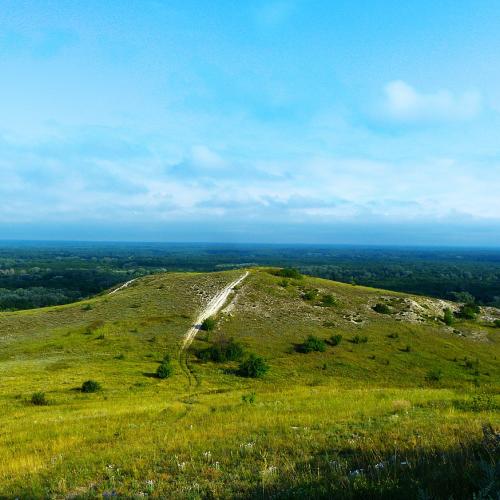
0,268,498,498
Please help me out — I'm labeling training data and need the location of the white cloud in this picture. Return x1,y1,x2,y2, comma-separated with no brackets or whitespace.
383,80,482,122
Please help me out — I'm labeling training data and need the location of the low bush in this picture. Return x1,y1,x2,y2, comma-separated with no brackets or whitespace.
274,268,302,279
30,392,48,406
302,289,318,301
81,380,101,393
443,308,454,326
200,317,217,331
242,392,256,404
238,354,269,378
455,393,496,412
351,334,368,344
372,303,391,314
456,303,480,320
493,319,500,328
425,368,442,382
197,338,244,362
401,345,412,353
387,332,399,339
156,361,173,379
330,334,342,346
298,335,326,353
320,294,337,307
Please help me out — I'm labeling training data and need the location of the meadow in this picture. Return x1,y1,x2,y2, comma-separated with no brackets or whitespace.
0,268,498,498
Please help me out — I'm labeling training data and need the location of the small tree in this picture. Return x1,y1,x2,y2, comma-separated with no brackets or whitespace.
201,317,217,331
456,303,480,320
81,380,101,393
443,308,454,326
372,303,391,314
238,354,269,378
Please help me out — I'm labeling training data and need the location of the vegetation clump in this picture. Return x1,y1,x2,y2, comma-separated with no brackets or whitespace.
443,308,454,326
456,302,480,320
197,337,244,362
351,334,368,344
493,319,500,328
200,317,217,331
238,353,269,378
30,392,48,406
81,380,101,393
425,368,443,382
156,355,173,379
274,268,302,279
320,294,337,307
298,335,326,353
372,303,391,314
330,334,342,346
302,289,318,301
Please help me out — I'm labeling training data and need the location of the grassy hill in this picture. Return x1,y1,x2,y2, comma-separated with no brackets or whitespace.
0,268,498,498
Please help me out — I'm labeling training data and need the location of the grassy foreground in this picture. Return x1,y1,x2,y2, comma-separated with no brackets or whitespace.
0,269,498,498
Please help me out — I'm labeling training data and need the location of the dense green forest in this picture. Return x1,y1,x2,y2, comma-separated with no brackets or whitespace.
0,241,499,311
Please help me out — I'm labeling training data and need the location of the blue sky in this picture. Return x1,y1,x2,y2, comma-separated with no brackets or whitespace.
1,0,500,244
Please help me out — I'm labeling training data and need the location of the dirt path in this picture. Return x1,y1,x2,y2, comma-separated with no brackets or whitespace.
179,271,249,388
182,271,249,349
109,278,137,295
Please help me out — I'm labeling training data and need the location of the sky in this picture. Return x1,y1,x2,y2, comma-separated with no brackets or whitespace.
1,0,500,245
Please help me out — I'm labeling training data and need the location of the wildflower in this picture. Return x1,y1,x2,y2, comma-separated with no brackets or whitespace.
213,461,220,469
203,451,212,458
261,465,278,476
400,460,410,466
177,461,186,470
375,462,385,470
106,464,115,469
145,480,154,487
349,468,364,476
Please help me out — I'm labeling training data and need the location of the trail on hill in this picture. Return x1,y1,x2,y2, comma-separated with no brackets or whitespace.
179,271,249,387
182,271,249,349
109,278,137,295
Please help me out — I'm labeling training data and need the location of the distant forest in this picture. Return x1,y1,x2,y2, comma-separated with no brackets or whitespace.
0,242,499,311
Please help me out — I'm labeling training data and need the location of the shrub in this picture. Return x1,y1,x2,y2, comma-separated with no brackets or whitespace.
200,317,217,331
401,345,412,353
275,268,302,279
456,303,480,320
298,335,326,353
372,303,391,314
425,368,442,382
351,335,368,344
81,303,93,311
387,332,399,339
30,392,48,406
238,354,269,378
330,334,342,346
156,361,173,379
242,392,256,404
320,294,337,307
197,338,244,363
493,319,500,328
81,380,101,393
443,308,454,326
302,289,318,301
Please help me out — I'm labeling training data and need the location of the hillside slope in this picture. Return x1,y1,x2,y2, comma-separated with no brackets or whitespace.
0,268,499,498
